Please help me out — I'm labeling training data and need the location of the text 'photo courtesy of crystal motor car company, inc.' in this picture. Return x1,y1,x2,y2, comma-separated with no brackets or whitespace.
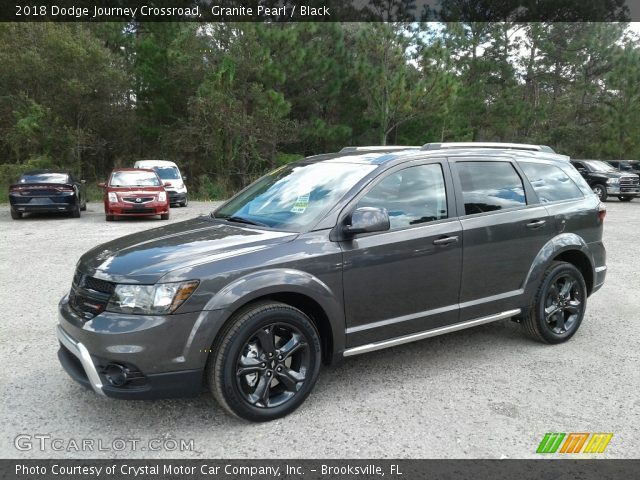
56,142,608,422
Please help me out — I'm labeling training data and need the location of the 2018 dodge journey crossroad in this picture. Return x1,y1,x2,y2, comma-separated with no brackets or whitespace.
57,142,607,421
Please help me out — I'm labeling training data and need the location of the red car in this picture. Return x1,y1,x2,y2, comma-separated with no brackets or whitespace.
99,168,170,221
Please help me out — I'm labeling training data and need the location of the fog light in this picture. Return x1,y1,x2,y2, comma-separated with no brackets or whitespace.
104,363,128,386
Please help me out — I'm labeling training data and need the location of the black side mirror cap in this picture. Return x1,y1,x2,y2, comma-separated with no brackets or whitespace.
343,207,391,236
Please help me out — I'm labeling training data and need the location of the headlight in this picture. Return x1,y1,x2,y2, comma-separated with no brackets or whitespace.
108,192,118,203
607,178,619,184
158,191,167,202
106,280,199,315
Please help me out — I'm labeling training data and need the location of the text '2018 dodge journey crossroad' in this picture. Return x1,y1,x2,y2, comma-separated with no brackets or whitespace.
57,142,607,421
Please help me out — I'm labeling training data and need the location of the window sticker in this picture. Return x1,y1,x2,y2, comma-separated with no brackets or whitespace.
291,193,310,213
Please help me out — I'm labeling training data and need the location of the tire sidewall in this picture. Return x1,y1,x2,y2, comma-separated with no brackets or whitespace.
215,305,322,422
536,263,587,344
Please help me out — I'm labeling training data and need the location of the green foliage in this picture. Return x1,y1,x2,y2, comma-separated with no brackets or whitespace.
1,21,640,202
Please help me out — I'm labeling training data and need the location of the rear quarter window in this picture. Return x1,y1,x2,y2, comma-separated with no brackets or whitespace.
520,162,584,203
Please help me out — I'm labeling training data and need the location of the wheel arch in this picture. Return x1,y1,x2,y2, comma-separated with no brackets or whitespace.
523,234,595,300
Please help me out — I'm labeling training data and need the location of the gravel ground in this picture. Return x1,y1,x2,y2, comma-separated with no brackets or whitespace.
0,199,638,459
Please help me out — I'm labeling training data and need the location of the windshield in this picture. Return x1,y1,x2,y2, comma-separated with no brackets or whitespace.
153,166,181,180
110,171,161,187
214,162,376,231
584,161,617,172
20,173,68,184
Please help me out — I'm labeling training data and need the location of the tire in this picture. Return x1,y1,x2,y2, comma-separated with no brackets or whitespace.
618,196,633,202
80,199,87,211
70,202,81,218
521,261,587,344
591,183,607,201
207,301,322,422
160,213,170,220
181,196,188,207
105,215,114,222
10,209,22,220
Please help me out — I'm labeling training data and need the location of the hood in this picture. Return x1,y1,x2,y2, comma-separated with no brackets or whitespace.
78,217,297,284
108,185,165,194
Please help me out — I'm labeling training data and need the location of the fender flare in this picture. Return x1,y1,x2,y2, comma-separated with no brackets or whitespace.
522,233,594,300
203,268,345,359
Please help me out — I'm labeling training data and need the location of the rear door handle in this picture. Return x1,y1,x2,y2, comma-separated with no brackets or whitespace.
433,235,459,246
526,220,546,229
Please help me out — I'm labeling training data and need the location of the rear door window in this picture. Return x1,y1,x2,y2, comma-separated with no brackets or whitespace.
456,161,526,215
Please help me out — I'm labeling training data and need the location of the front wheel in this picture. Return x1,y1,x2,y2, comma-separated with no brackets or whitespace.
207,302,322,422
522,261,587,344
618,196,633,202
10,209,22,220
591,183,607,201
181,196,188,207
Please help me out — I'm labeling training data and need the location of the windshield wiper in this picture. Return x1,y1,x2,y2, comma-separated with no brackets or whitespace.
213,213,269,227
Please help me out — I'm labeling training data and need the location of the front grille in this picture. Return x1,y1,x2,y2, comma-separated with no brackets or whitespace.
69,270,114,319
122,196,155,203
620,176,639,186
123,208,155,214
84,276,116,294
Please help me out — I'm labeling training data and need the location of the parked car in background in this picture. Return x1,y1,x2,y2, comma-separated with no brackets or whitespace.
571,159,640,202
133,160,188,207
9,169,86,220
99,168,170,221
605,160,640,178
58,143,607,421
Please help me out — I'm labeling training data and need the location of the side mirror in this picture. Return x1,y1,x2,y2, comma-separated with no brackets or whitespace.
343,207,390,236
182,176,187,181
97,182,106,188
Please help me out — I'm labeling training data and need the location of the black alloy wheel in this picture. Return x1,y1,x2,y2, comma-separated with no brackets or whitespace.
522,261,587,344
235,323,310,408
208,302,321,422
542,274,583,335
591,184,607,201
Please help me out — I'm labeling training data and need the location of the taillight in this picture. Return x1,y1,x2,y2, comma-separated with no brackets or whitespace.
597,202,607,222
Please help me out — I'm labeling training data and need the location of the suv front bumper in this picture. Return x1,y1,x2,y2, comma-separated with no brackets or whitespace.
56,296,226,399
606,185,640,197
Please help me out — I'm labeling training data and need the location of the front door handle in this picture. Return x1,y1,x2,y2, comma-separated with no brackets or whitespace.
526,219,546,229
433,235,459,246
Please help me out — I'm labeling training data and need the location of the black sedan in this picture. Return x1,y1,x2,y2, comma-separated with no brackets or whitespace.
9,170,87,219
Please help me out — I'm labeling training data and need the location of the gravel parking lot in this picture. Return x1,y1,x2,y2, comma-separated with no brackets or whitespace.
0,200,638,459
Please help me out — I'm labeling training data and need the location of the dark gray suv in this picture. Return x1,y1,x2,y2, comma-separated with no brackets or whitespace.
57,143,607,421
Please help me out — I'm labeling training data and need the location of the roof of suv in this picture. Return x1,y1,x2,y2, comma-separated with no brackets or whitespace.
303,144,570,167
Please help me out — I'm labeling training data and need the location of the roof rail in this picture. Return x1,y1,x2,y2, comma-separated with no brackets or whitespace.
421,142,555,153
339,146,420,153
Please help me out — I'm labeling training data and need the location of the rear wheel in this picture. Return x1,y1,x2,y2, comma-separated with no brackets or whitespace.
207,302,322,422
160,213,170,220
522,261,587,344
70,202,81,218
618,196,633,202
10,209,22,220
591,183,607,201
